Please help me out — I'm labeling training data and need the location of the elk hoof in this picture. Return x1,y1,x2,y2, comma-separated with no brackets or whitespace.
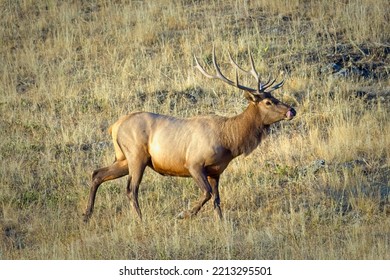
214,209,223,220
82,213,91,223
176,210,191,219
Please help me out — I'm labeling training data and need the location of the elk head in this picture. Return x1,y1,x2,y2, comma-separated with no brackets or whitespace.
194,47,296,125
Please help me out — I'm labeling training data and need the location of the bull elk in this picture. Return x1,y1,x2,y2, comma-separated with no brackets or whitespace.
83,47,296,222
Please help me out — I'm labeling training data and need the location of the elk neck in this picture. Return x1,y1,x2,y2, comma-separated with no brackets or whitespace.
220,102,267,157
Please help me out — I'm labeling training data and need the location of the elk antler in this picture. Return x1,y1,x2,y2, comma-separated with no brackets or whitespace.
228,49,284,94
194,46,284,100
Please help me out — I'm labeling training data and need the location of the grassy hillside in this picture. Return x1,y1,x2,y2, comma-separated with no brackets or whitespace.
0,0,389,259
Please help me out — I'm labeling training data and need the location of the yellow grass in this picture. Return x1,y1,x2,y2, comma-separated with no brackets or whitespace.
0,0,389,259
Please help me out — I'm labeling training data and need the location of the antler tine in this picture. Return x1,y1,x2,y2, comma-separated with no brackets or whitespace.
247,50,284,94
194,47,257,94
194,47,233,83
228,50,260,84
233,67,239,87
228,52,246,73
248,50,260,83
194,55,215,79
260,78,276,91
211,46,235,86
266,80,285,92
228,49,267,97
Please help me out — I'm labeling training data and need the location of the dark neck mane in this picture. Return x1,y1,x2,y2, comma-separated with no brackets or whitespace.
221,103,267,157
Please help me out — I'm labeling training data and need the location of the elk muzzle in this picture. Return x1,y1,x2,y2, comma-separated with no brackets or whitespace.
286,108,296,120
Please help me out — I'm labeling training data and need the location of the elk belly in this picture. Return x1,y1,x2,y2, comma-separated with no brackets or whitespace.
148,142,191,177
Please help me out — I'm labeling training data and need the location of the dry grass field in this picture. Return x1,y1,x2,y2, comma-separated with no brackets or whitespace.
0,0,389,259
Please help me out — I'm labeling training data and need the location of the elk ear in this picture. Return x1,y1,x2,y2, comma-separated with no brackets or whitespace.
244,91,262,102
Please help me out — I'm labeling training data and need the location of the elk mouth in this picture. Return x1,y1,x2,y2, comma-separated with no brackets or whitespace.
285,108,296,120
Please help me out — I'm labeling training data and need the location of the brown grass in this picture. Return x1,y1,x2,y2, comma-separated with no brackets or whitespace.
0,0,389,259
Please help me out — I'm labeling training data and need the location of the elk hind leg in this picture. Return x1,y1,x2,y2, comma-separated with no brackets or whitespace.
126,160,147,221
83,159,128,222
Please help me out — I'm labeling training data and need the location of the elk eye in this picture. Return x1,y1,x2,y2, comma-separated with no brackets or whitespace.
265,100,273,106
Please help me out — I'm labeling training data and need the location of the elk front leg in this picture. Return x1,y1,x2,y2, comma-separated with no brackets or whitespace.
177,165,212,219
208,175,222,219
